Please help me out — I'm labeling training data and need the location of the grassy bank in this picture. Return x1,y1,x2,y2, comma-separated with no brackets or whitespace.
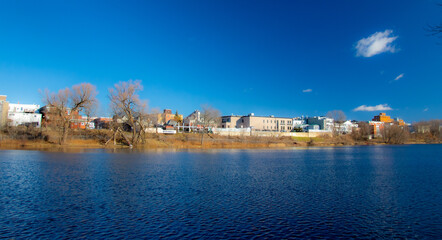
0,128,439,151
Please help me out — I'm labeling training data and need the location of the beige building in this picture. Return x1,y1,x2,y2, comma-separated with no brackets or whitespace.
0,95,9,128
221,113,293,132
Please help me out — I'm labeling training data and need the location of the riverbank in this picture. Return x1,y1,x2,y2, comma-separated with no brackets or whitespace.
0,132,439,151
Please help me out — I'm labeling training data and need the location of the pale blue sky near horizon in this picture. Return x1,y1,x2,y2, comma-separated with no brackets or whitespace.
0,0,441,122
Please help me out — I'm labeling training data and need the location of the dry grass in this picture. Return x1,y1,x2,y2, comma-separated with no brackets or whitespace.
1,128,439,151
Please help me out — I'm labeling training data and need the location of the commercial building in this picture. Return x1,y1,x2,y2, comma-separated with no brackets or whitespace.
7,102,42,127
372,112,393,123
369,113,406,136
307,116,334,131
221,113,293,132
70,116,95,129
155,109,183,125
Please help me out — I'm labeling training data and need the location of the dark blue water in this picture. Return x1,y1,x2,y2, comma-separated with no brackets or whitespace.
0,145,441,239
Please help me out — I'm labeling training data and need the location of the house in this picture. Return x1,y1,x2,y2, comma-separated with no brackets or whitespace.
338,120,358,134
184,110,202,126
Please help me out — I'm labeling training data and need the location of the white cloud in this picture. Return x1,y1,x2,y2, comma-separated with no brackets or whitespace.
394,73,404,81
302,89,312,93
355,30,398,57
423,108,429,112
353,104,393,112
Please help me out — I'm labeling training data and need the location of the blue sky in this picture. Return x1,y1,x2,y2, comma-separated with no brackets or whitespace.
0,0,440,122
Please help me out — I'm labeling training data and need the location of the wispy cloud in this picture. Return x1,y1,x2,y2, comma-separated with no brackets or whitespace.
355,30,398,57
353,104,392,112
423,108,429,112
394,73,404,81
302,89,312,93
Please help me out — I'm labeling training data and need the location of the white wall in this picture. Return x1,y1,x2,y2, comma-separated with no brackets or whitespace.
8,112,42,127
8,103,40,113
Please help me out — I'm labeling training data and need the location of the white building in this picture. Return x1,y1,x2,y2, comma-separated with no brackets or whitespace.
8,103,42,127
340,120,358,133
184,110,201,126
307,116,334,131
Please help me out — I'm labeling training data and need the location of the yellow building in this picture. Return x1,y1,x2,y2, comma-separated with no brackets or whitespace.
155,109,183,125
370,113,406,136
372,113,405,126
372,113,393,123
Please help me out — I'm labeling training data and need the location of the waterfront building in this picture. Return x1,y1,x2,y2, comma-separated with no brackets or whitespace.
369,113,407,137
307,116,334,131
221,113,293,132
372,112,405,126
7,102,42,127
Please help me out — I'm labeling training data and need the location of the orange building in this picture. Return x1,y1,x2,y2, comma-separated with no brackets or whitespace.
372,113,393,123
69,113,87,129
369,113,406,136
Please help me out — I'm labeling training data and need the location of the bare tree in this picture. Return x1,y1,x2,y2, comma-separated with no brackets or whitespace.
326,110,346,135
381,124,409,144
413,119,442,142
351,121,371,141
44,83,98,145
108,80,147,146
198,104,221,145
426,3,442,39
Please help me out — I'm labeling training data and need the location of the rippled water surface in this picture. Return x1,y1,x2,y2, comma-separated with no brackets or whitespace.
0,145,441,239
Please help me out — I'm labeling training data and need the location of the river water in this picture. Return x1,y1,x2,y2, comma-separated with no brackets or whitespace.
0,145,441,239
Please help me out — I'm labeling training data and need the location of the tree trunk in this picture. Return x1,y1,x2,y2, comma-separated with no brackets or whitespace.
200,129,204,146
61,123,69,145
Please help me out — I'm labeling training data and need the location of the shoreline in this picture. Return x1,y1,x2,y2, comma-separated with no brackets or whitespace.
0,138,439,152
